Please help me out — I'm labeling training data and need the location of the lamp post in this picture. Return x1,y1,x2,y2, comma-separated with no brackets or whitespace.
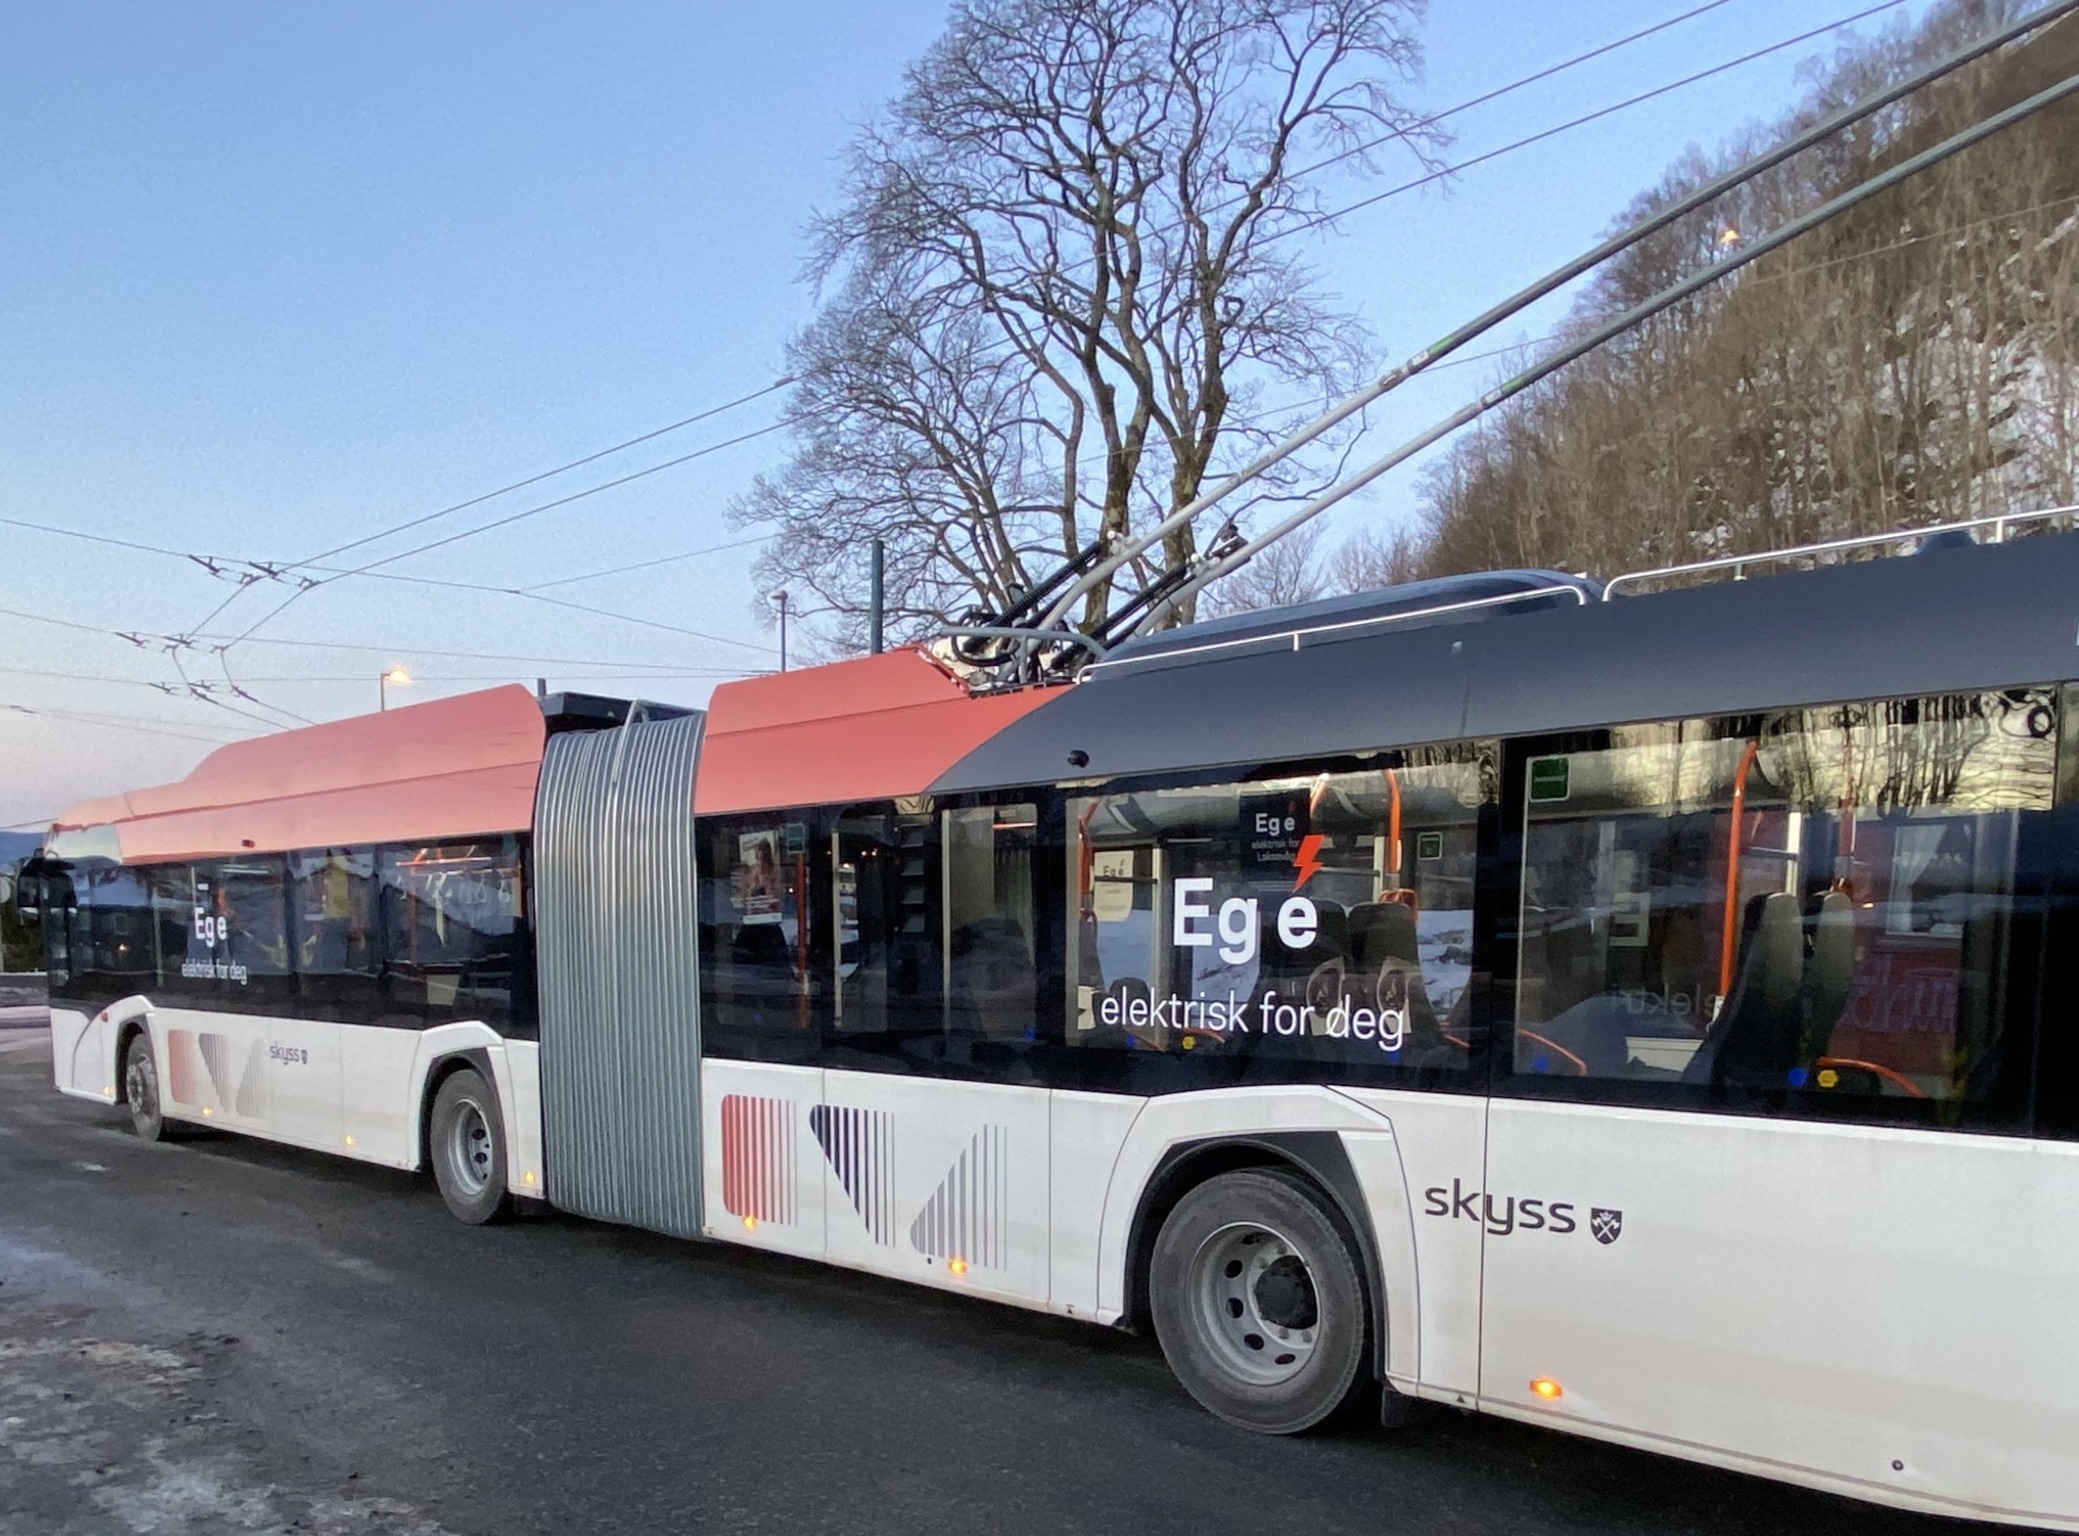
773,590,789,673
379,665,411,711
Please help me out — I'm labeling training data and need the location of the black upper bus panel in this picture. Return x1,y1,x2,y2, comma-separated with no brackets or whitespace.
1099,568,1599,665
934,529,2079,790
537,691,693,735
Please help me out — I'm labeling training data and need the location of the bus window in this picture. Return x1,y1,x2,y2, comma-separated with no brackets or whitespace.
377,841,522,1026
37,866,76,994
291,849,379,1020
1066,747,1491,1080
945,804,1038,1041
832,809,933,1039
698,814,831,1059
219,858,292,981
147,866,193,996
83,863,155,999
1512,688,2055,1124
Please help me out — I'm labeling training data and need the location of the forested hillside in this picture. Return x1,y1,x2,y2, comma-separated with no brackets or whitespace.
1404,0,2079,583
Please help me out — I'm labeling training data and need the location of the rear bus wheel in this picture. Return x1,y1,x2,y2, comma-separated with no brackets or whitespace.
1150,1168,1369,1434
428,1069,514,1226
122,1031,169,1142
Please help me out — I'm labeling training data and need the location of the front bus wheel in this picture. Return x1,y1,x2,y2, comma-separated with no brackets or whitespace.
122,1031,170,1142
429,1068,515,1226
1150,1168,1370,1434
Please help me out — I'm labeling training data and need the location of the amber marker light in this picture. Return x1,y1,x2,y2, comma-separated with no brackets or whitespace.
1530,1378,1563,1401
947,1258,968,1277
344,1135,356,1147
743,1214,759,1230
523,1171,537,1186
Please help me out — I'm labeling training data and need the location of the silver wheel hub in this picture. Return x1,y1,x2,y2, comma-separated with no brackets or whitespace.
1191,1221,1321,1385
126,1052,156,1123
447,1100,494,1197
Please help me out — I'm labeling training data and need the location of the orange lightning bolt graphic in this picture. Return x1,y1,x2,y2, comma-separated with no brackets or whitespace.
1292,833,1326,891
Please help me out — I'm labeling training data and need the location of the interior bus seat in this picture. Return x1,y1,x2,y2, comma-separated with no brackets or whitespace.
1347,901,1414,968
1515,994,1635,1077
949,915,1037,1038
1807,903,2001,1101
1684,891,1804,1086
1536,912,1607,1020
1799,890,1856,1059
1376,958,1443,1050
1248,900,1348,1013
1329,900,1449,1054
1310,900,1351,959
1953,905,2010,1100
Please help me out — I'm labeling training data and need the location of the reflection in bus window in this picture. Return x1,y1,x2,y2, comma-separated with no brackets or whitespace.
81,863,155,996
220,858,292,978
291,849,377,977
1515,689,2056,1116
1066,747,1492,1076
699,815,829,1055
945,805,1037,1040
377,840,523,1023
829,807,939,1045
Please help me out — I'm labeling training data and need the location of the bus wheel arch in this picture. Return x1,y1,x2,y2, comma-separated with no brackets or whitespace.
421,1053,515,1225
1125,1133,1412,1431
114,1020,168,1142
111,1018,149,1108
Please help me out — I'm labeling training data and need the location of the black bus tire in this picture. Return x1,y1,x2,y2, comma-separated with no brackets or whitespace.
1150,1167,1369,1435
429,1068,515,1226
122,1031,170,1143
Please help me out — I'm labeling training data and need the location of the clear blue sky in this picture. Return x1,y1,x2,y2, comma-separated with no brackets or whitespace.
0,0,1937,828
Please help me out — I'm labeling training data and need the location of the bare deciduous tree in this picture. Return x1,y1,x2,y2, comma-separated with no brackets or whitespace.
1199,522,1328,616
736,0,1440,649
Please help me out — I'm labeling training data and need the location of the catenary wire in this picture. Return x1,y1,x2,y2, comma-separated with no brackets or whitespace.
3,704,260,746
1269,0,1909,245
292,377,796,571
215,417,794,655
8,3,1844,654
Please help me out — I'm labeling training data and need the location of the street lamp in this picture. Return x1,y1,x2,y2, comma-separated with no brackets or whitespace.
379,665,411,711
773,590,790,673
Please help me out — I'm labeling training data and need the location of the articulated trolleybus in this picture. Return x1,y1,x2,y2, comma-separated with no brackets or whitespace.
21,525,2079,1526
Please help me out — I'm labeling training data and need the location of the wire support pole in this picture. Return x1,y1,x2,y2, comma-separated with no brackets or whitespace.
1137,66,2079,637
1032,0,2079,637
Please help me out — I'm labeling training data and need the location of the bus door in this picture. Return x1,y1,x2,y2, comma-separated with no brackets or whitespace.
1478,707,2072,1505
817,805,1052,1306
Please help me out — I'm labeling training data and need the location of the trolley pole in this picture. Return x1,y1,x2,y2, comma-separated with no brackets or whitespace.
869,539,885,655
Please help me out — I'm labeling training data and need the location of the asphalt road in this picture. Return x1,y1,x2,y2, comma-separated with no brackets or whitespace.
0,1034,2015,1536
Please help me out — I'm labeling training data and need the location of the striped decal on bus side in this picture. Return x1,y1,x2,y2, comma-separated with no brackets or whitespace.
810,1105,894,1245
908,1125,1009,1271
720,1094,796,1226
